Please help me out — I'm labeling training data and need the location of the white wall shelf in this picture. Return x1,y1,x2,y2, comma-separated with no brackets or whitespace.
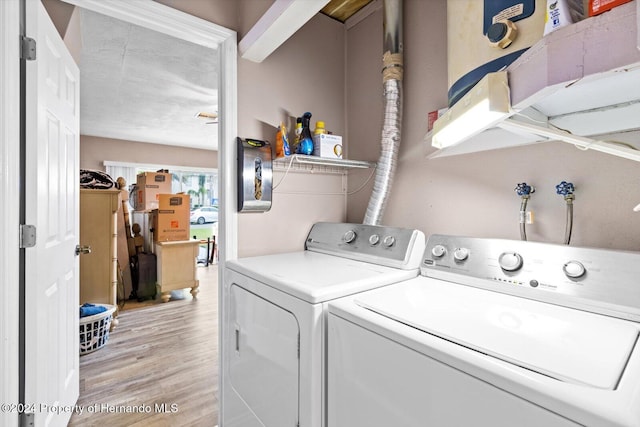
428,1,640,162
273,154,376,173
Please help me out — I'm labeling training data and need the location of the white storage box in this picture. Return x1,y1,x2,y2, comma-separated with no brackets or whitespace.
313,134,343,159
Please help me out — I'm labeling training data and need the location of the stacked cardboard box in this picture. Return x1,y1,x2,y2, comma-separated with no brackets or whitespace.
152,194,190,242
134,172,172,211
589,0,632,15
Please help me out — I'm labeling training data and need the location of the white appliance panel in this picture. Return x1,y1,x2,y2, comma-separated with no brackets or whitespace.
222,223,426,427
355,278,638,390
227,251,418,303
328,314,580,427
229,285,299,427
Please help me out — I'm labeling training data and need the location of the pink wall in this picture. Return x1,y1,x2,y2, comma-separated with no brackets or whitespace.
236,12,348,256
345,0,640,251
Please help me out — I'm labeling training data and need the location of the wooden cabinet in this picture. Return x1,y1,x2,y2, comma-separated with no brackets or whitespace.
79,189,120,326
155,240,200,303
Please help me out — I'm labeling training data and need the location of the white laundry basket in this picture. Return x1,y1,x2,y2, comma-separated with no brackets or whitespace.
79,304,116,355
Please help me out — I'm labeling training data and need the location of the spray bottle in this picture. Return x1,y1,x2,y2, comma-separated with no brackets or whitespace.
296,112,314,155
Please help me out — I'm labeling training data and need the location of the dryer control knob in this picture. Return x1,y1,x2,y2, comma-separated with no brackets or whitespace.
499,252,523,271
343,230,357,244
563,260,586,278
431,245,446,258
369,234,380,246
453,248,469,261
383,235,396,247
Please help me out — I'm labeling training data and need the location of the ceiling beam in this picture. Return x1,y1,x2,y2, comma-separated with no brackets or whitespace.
239,0,330,63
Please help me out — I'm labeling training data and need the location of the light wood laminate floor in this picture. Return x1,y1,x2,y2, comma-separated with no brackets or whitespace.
69,265,219,427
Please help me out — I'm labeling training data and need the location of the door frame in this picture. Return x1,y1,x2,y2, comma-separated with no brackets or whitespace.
1,0,237,424
0,0,22,425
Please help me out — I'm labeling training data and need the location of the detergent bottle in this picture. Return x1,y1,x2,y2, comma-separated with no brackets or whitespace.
296,112,314,155
314,121,326,135
291,117,302,154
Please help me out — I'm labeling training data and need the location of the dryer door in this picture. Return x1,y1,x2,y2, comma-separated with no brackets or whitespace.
229,284,299,426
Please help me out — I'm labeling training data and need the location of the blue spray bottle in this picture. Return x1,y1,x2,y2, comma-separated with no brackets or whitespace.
296,112,314,155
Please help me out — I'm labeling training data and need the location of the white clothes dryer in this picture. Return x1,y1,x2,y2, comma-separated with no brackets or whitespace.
222,222,425,427
328,234,640,427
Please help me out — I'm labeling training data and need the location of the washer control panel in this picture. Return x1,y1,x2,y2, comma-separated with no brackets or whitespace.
305,222,426,270
422,234,640,321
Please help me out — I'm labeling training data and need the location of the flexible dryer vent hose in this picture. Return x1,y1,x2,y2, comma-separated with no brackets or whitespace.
363,0,403,226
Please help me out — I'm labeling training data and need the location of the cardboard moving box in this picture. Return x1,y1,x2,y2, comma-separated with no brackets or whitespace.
153,194,190,242
135,172,172,211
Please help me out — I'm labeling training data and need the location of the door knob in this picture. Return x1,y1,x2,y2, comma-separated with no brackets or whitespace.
75,245,92,255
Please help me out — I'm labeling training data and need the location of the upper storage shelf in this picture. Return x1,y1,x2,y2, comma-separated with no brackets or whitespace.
428,1,640,160
273,154,376,172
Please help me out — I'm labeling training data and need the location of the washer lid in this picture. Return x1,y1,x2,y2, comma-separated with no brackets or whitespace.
355,278,639,390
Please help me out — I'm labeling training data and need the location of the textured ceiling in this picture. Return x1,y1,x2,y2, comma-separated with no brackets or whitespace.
79,9,220,151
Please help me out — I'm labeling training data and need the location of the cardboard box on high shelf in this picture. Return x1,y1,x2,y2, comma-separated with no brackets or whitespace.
589,0,632,15
152,193,190,242
427,108,447,132
313,134,343,159
135,171,172,211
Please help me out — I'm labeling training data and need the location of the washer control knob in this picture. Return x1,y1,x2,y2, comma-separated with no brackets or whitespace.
343,230,357,244
369,234,380,246
499,252,523,272
563,260,586,278
453,248,469,261
383,235,396,247
431,245,446,258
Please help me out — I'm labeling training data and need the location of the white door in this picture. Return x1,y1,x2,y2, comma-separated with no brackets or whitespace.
24,1,80,426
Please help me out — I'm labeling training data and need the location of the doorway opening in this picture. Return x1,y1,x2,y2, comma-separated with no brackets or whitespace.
41,0,236,424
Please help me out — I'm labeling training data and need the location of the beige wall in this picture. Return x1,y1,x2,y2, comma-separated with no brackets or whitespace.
237,0,275,37
80,135,218,171
346,0,640,251
236,12,348,256
153,0,239,31
41,0,75,35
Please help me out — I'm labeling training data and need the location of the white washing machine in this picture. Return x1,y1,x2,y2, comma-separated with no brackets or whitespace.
328,234,640,427
222,222,425,427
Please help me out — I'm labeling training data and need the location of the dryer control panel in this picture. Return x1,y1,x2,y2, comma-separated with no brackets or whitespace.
422,234,640,322
305,222,425,270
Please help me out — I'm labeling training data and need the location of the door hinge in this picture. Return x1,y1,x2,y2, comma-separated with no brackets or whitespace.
21,36,36,61
19,224,37,248
19,412,35,427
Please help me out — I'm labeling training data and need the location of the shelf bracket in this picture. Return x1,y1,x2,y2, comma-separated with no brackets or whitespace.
498,119,640,162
